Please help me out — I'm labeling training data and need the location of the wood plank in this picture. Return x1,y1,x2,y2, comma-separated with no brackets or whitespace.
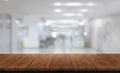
69,54,96,71
0,55,36,71
86,54,120,71
27,54,54,71
0,54,120,71
49,54,72,71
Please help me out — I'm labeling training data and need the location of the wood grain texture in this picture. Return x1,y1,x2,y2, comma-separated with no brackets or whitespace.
0,54,120,71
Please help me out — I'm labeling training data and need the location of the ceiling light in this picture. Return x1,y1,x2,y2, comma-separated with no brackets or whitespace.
54,2,96,7
87,2,95,6
77,13,84,16
59,19,76,23
63,13,75,16
46,21,50,26
64,2,83,6
54,9,62,13
48,20,56,23
54,2,62,6
15,20,20,24
52,32,57,38
80,9,88,12
46,20,56,26
84,32,88,36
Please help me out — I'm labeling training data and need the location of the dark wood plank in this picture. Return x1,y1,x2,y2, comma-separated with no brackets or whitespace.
27,54,54,71
0,55,23,71
69,54,96,71
49,54,72,71
0,55,36,71
86,54,120,71
0,54,120,71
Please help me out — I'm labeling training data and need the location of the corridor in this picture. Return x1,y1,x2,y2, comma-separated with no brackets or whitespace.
0,0,120,54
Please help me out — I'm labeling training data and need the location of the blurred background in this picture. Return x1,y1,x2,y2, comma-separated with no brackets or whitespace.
0,0,120,54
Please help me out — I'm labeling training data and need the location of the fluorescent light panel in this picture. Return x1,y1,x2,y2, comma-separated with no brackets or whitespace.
80,9,88,12
54,9,62,13
63,13,85,17
64,2,83,6
77,13,85,16
48,19,79,24
87,2,96,6
63,13,75,16
54,2,62,6
53,2,96,7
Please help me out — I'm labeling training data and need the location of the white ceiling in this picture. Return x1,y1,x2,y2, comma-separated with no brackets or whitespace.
0,0,120,20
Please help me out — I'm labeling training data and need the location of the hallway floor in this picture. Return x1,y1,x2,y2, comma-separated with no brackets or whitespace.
16,48,103,54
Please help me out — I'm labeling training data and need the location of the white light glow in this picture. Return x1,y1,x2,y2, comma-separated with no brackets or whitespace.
80,9,88,13
48,19,82,24
84,32,88,36
79,19,88,26
63,13,75,16
38,22,42,27
53,2,96,7
54,9,62,13
52,32,57,38
46,20,56,26
46,21,50,26
54,2,62,6
87,2,95,6
47,20,56,23
59,19,76,23
77,13,84,16
54,52,58,54
64,2,83,6
15,20,20,24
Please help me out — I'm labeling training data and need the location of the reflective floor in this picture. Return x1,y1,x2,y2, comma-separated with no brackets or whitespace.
16,48,100,54
16,47,120,54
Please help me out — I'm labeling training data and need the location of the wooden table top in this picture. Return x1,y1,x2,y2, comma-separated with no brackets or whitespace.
0,54,120,71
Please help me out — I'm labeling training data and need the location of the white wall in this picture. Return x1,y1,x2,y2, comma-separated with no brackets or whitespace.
90,13,120,53
0,14,11,54
23,25,39,48
22,15,39,48
102,13,120,53
91,19,105,50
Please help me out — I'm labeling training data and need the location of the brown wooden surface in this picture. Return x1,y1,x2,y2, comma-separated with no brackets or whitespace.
0,54,120,71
